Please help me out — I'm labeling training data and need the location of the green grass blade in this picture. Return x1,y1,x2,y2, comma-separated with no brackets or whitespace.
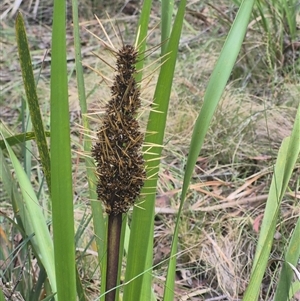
50,0,76,300
281,104,300,195
181,0,255,203
123,0,187,299
243,136,295,300
281,0,297,39
125,2,154,300
255,0,270,35
0,147,27,240
243,216,279,300
0,134,57,297
15,12,51,191
163,1,255,300
273,104,300,301
244,103,300,300
274,216,300,301
135,0,152,82
0,130,50,150
30,267,48,301
71,1,107,298
161,0,174,54
23,105,32,177
72,0,88,116
0,288,5,301
121,2,153,299
289,281,300,299
253,104,300,265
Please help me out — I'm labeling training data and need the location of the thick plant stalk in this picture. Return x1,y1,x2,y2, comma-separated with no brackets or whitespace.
92,45,146,301
106,214,122,301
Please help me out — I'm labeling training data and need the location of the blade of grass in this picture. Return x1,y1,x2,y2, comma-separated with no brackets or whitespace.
71,0,107,299
281,0,297,39
289,280,300,299
181,0,255,203
50,0,76,300
274,216,300,301
271,104,300,301
280,104,300,195
161,0,174,54
164,1,255,300
253,104,300,267
135,0,152,82
123,0,186,300
0,134,57,298
0,289,5,301
0,130,50,150
30,266,47,301
21,100,32,176
244,104,300,300
120,1,154,299
0,147,27,247
15,12,51,191
243,138,291,300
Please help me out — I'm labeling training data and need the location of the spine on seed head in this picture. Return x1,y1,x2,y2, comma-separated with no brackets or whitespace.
92,45,146,215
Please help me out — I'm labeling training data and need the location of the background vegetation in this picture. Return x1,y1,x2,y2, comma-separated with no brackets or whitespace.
0,0,299,300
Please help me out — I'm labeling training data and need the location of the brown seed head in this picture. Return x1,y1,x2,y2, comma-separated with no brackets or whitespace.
92,45,146,215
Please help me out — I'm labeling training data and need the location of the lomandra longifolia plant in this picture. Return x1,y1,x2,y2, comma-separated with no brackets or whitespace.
92,44,146,301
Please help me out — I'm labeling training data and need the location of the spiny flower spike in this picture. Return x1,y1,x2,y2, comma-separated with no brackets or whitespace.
92,44,146,216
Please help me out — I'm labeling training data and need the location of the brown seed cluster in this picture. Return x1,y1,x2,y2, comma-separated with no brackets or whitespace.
92,45,146,215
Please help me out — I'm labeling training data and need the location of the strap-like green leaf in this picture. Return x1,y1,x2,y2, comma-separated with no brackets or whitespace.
71,1,106,299
244,105,300,300
15,13,51,191
123,0,186,299
50,0,77,300
164,1,255,300
0,133,57,297
0,130,50,150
